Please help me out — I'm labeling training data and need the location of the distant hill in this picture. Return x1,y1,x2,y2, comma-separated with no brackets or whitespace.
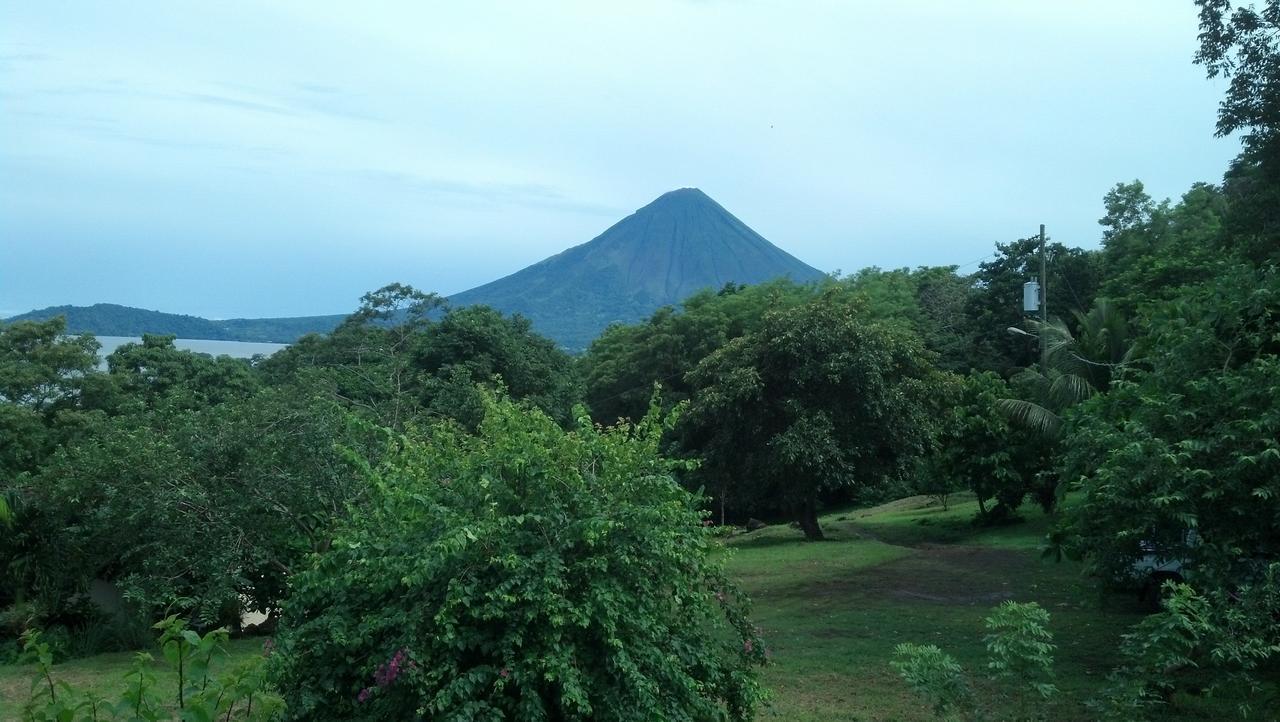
3,304,345,344
5,188,825,349
450,188,826,349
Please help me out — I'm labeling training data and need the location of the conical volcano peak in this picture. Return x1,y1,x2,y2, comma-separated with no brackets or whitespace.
449,188,826,349
639,187,715,212
654,187,709,201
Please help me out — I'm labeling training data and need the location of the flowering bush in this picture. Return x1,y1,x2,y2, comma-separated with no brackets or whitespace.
269,393,766,721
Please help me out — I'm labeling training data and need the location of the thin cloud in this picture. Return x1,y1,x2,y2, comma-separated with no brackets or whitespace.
349,168,623,216
0,42,50,70
293,82,343,95
214,80,386,122
179,91,296,117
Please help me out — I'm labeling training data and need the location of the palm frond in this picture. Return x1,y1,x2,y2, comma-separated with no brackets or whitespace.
1048,372,1095,407
995,397,1062,438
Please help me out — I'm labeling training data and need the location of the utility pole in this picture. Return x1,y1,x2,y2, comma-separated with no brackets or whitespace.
1039,223,1047,371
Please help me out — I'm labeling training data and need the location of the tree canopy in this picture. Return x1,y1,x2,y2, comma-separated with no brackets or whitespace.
682,290,940,540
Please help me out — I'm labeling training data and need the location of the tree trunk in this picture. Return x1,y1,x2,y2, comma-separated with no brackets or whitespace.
797,495,824,541
976,494,987,515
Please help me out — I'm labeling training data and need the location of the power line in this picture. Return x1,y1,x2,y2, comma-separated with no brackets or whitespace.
952,251,999,271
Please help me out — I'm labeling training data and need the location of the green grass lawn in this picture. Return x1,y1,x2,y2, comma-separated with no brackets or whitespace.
724,493,1147,721
0,494,1255,720
0,638,266,719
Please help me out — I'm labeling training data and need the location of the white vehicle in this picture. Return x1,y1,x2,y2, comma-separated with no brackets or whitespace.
1131,530,1198,611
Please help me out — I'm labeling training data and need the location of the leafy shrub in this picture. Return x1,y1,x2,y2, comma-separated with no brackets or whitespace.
889,643,974,721
269,393,767,721
1058,266,1280,589
891,601,1057,721
983,601,1057,699
1093,575,1280,720
17,618,281,721
707,522,740,538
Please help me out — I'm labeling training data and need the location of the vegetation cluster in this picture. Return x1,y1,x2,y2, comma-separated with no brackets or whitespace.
2,3,1280,719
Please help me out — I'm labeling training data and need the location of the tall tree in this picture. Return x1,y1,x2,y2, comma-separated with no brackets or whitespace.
415,305,579,428
0,317,98,413
259,284,445,429
683,292,939,540
106,334,260,411
841,266,978,372
932,372,1038,519
1098,181,1229,315
1196,0,1280,265
0,318,101,483
582,279,821,424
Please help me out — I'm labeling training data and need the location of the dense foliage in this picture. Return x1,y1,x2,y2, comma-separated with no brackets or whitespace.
7,388,374,625
3,5,1280,717
929,372,1038,519
1196,0,1280,267
1093,574,1280,719
0,290,578,649
1059,266,1280,588
682,290,940,539
269,395,766,721
581,280,823,424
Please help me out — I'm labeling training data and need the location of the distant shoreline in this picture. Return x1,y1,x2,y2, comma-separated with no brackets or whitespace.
92,335,288,366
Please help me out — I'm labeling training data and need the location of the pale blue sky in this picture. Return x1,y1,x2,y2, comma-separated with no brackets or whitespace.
1,1,1239,318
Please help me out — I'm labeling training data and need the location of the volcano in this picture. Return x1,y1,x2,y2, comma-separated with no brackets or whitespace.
8,189,826,349
449,188,825,349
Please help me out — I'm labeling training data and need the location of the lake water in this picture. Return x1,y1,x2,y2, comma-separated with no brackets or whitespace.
94,336,288,365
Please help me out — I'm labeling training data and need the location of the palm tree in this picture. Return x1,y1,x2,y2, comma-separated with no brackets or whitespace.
997,298,1135,438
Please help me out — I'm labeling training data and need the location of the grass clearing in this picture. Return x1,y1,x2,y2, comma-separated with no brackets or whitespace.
724,494,1152,721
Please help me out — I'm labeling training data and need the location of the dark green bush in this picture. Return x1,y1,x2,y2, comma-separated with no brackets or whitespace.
269,394,766,721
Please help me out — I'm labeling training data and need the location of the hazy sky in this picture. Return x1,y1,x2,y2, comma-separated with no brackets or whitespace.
1,1,1240,319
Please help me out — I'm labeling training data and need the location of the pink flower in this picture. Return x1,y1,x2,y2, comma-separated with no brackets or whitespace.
374,649,412,687
499,667,510,678
744,640,754,654
357,687,371,703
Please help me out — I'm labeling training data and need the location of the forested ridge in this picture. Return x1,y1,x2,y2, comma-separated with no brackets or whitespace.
3,304,348,344
2,3,1279,720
